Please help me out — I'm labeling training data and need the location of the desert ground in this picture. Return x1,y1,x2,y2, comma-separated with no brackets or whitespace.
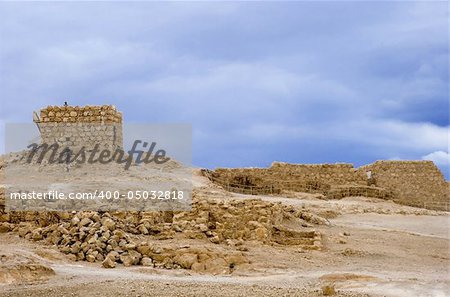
0,168,449,297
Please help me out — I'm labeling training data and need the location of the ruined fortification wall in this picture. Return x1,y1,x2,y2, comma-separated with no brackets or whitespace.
270,162,366,188
359,161,449,209
209,162,367,194
34,105,123,150
207,160,449,210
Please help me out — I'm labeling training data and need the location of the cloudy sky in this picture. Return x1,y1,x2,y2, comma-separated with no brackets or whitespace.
0,2,448,178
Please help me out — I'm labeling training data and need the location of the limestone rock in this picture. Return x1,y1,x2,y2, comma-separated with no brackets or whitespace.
0,222,11,233
86,254,96,262
102,256,116,268
79,218,92,227
101,218,116,231
141,257,153,267
203,258,229,275
120,250,141,267
174,253,198,269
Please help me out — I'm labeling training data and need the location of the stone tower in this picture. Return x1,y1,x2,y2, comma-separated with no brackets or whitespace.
33,104,123,151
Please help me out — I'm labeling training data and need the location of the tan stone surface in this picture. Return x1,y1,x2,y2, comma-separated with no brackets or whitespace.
206,160,449,210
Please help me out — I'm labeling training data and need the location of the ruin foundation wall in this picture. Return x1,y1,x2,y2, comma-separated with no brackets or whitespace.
207,161,449,211
358,160,449,209
210,162,367,194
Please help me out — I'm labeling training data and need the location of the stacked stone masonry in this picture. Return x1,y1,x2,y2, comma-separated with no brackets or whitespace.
358,161,449,209
34,105,123,151
38,105,122,123
206,161,449,211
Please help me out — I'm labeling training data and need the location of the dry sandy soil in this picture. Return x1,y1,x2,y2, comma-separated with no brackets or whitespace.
0,169,449,297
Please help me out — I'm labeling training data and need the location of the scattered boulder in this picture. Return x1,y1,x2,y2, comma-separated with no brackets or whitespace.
101,218,116,231
102,256,116,268
141,257,153,267
0,222,12,233
79,218,92,227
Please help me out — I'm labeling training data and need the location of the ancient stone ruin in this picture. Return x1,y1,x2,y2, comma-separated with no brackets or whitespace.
33,105,123,151
0,104,448,275
204,161,449,211
0,194,324,271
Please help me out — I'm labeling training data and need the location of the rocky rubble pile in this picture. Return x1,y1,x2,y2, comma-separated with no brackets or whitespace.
8,211,248,272
0,194,324,270
107,196,324,246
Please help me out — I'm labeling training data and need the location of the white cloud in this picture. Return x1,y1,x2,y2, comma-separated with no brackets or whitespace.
322,119,448,154
422,151,450,167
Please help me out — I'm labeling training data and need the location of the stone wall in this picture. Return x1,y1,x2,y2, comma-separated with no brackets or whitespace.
326,185,394,200
358,161,449,209
270,162,366,189
38,105,122,123
208,162,367,195
34,105,123,151
206,160,449,210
